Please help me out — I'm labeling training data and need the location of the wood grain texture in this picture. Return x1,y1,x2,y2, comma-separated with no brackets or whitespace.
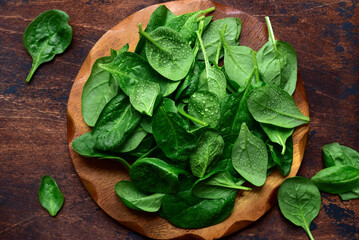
67,1,309,239
0,0,358,239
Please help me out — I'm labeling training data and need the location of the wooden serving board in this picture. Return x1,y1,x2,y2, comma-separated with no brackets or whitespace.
67,0,309,239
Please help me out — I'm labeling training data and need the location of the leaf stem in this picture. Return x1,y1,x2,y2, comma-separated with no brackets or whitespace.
177,103,208,127
138,23,168,54
137,146,158,161
304,225,315,240
25,62,39,83
251,51,260,83
196,30,210,72
200,7,215,15
214,25,227,66
193,20,205,58
265,16,277,50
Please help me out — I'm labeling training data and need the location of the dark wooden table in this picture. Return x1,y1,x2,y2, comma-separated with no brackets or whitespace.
1,0,358,239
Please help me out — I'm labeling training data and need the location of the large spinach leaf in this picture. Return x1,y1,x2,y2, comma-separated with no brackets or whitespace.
278,177,321,240
93,94,141,151
115,181,165,212
247,86,310,128
256,17,297,95
190,131,224,178
130,158,187,194
232,123,268,186
38,175,64,216
24,10,72,83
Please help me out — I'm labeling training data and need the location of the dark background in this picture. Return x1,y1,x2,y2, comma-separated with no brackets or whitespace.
0,0,358,239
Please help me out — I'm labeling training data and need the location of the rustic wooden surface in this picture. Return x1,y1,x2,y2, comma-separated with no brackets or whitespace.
0,0,358,239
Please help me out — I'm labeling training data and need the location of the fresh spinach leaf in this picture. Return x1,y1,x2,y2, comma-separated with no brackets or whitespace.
152,99,197,160
38,175,64,216
256,17,297,95
138,25,194,81
311,165,359,194
261,123,294,154
193,171,251,199
117,127,147,153
115,181,165,212
247,85,310,128
232,123,268,186
278,177,321,240
322,142,359,169
339,185,359,201
130,80,161,116
190,131,224,178
159,190,236,229
267,136,293,176
93,93,141,151
130,158,187,194
24,10,72,83
188,91,220,128
198,17,241,63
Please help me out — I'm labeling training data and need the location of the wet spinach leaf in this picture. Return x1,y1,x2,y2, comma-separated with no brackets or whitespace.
115,181,165,212
311,165,359,194
247,86,310,128
93,94,141,151
256,17,297,95
24,10,72,83
190,131,224,178
130,158,187,194
38,175,64,216
188,91,220,128
278,177,320,240
232,123,268,186
130,80,161,116
139,25,194,81
261,123,294,154
160,189,236,229
192,171,251,199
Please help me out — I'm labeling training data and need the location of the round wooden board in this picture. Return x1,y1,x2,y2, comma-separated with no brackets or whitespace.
67,0,310,239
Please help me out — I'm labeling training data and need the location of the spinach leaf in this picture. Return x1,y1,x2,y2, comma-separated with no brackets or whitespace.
139,25,194,81
339,185,359,201
130,158,187,194
160,190,236,229
261,123,294,154
278,177,321,240
193,171,251,199
93,94,141,151
38,175,64,216
177,102,209,127
219,28,256,90
198,17,241,63
217,79,254,136
322,142,359,169
139,116,153,134
311,165,359,194
82,57,118,127
71,132,130,169
115,181,165,212
247,86,310,128
152,99,197,160
196,30,227,99
117,127,147,153
188,91,220,128
232,123,268,186
256,17,297,95
267,136,293,176
135,5,176,56
24,10,72,83
190,131,224,178
130,80,161,116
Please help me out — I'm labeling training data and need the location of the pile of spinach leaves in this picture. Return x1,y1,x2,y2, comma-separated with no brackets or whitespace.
72,6,309,229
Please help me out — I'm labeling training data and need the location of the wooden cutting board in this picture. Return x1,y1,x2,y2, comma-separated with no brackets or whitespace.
67,0,309,239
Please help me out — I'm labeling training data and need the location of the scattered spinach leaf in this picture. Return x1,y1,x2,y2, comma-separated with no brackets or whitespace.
38,175,64,216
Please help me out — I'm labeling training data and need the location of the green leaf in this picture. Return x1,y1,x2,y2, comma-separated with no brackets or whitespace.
115,181,165,212
139,25,194,81
311,165,359,194
278,177,320,240
261,123,294,154
247,86,310,128
267,136,293,176
192,171,251,199
93,94,141,151
129,80,161,116
188,91,220,128
23,10,72,83
190,131,224,178
339,185,359,201
256,17,297,95
130,158,187,194
232,123,268,186
323,142,359,169
38,175,64,216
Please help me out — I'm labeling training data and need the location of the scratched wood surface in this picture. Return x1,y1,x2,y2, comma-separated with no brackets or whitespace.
0,0,358,240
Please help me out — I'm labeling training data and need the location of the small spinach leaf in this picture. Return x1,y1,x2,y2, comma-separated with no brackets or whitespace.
188,91,220,128
232,123,268,186
311,165,359,194
322,142,359,169
130,80,161,116
278,177,321,240
339,185,359,201
261,123,294,154
24,10,72,83
190,131,224,178
38,175,64,216
267,136,293,176
247,86,310,128
115,181,165,212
